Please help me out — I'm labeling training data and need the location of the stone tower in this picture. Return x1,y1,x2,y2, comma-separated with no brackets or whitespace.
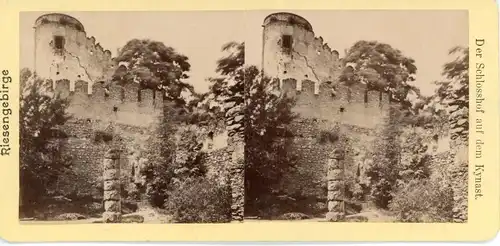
34,13,114,93
261,12,341,93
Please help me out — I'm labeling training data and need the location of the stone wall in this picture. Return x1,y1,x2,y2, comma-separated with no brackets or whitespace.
276,78,389,129
262,12,342,85
55,117,158,199
55,79,163,127
34,13,115,88
278,117,378,213
261,13,391,216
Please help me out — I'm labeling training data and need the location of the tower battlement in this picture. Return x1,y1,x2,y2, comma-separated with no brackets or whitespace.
35,13,85,32
34,13,115,92
262,12,342,85
262,12,390,129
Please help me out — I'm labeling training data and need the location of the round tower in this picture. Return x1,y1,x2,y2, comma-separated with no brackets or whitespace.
261,12,315,82
34,13,87,86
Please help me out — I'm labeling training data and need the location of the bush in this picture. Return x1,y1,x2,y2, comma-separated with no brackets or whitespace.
317,129,339,144
19,73,73,215
163,177,232,223
93,130,113,143
388,179,454,222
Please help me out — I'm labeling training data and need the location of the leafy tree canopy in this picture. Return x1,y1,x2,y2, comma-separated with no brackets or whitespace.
340,40,419,108
433,46,469,141
112,39,193,102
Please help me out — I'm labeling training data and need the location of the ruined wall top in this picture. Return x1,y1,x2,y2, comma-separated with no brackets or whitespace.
263,12,313,32
35,13,85,32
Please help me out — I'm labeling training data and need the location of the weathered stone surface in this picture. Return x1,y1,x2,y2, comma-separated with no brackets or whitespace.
103,169,120,180
327,180,343,191
104,149,120,160
325,211,345,222
227,123,242,131
55,213,87,221
103,212,122,223
327,190,343,200
225,105,242,117
103,158,119,169
233,115,244,122
103,180,119,191
104,190,120,201
328,200,344,211
229,140,244,222
332,148,345,160
327,169,344,180
327,158,343,170
104,200,121,212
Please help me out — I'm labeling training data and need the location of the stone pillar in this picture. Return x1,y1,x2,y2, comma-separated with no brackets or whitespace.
103,148,122,223
229,138,244,222
449,141,468,222
326,148,345,222
225,101,244,222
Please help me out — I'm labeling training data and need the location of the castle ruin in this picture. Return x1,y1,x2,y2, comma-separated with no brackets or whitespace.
32,13,241,221
261,12,391,217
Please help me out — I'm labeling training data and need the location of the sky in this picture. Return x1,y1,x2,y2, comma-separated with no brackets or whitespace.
21,10,468,96
245,10,468,96
20,11,246,93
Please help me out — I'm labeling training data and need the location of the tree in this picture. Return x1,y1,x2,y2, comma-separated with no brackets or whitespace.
200,41,298,215
244,66,298,214
19,69,72,214
433,46,469,141
113,39,193,103
339,40,418,109
204,41,245,130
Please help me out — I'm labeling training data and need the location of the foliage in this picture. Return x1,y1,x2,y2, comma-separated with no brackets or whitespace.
142,103,180,207
389,179,454,222
432,46,469,141
112,39,193,103
397,129,431,184
93,130,113,143
169,126,207,187
19,69,72,212
200,41,246,132
365,105,404,208
143,103,208,208
339,40,418,109
244,66,299,214
316,129,340,145
163,177,232,223
198,41,298,215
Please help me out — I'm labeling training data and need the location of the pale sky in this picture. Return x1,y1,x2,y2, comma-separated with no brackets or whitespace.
20,11,246,93
245,10,468,96
21,10,468,96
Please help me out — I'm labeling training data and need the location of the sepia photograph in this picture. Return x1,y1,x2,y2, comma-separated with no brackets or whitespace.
18,11,245,224
0,0,498,242
243,10,469,223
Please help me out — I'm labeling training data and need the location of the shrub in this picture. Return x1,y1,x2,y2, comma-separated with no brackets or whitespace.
20,72,73,215
317,129,339,144
93,130,113,143
163,177,232,223
388,179,454,222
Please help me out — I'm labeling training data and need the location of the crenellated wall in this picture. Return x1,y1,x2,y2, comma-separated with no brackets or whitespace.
274,78,389,129
262,12,390,129
261,13,392,216
53,79,164,127
34,13,234,205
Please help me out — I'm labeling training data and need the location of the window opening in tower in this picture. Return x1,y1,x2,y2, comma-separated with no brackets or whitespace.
54,36,65,50
282,35,292,52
